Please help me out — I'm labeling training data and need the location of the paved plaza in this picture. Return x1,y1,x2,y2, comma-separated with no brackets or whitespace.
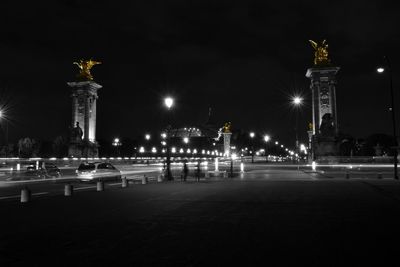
1,168,400,266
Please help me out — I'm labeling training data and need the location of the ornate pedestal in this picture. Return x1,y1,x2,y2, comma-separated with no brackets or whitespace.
67,81,101,158
306,66,340,159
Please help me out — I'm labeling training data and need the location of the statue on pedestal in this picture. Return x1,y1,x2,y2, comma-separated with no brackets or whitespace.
319,113,335,137
73,59,102,81
309,40,331,66
70,122,83,143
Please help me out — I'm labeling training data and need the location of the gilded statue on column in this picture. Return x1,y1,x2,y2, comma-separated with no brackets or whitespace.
222,122,232,133
73,59,102,81
309,40,330,66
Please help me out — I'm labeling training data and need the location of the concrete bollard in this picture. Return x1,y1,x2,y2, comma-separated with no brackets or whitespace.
142,175,147,185
345,171,350,179
157,175,163,182
20,187,31,203
205,171,210,178
17,163,21,171
378,173,383,179
97,181,104,191
64,184,73,196
121,177,128,188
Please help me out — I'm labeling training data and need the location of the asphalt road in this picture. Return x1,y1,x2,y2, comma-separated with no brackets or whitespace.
1,167,400,265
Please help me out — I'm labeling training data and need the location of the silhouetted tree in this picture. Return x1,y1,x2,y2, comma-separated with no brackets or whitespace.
52,135,68,157
18,137,39,158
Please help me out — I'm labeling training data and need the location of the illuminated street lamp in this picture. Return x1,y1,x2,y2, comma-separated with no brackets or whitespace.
249,132,255,163
377,57,398,179
164,96,174,180
264,135,270,163
0,110,9,158
112,137,122,156
183,137,189,144
164,97,174,110
145,134,151,140
292,96,303,160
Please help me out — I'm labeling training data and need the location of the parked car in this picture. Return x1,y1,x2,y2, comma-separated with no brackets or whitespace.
76,162,121,182
25,163,61,179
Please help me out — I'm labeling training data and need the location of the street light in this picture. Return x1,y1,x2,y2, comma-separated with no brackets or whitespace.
164,96,174,181
377,57,398,179
112,137,122,156
249,132,255,163
164,97,174,109
292,96,303,160
264,135,270,163
145,134,151,140
0,110,9,158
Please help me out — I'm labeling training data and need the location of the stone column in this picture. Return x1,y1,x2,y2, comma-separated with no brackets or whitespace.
84,94,90,141
90,97,97,142
71,94,78,127
306,66,340,134
306,66,340,157
223,132,232,157
67,81,102,158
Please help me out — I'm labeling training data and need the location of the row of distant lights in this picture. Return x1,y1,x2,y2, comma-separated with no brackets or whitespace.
249,132,303,158
139,146,223,156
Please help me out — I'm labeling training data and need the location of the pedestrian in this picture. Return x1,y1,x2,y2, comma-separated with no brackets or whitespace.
183,161,188,182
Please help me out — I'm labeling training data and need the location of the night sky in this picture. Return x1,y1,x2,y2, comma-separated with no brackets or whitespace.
1,0,399,147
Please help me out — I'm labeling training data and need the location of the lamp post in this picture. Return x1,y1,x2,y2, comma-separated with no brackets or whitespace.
377,57,398,180
164,97,174,181
292,96,303,161
264,135,270,163
112,138,122,156
249,132,255,163
0,111,8,158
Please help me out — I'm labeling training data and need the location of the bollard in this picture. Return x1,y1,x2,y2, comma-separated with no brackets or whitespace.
378,173,383,179
20,187,31,203
240,162,244,173
205,171,210,178
345,171,350,179
97,181,104,191
17,163,21,171
157,175,163,182
64,184,73,196
223,171,228,178
142,175,147,185
121,177,128,188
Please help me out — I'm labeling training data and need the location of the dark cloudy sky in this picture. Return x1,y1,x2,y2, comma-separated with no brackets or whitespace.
1,0,399,147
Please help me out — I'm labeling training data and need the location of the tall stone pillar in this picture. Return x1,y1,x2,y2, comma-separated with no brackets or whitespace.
68,81,101,157
306,66,340,158
223,132,232,157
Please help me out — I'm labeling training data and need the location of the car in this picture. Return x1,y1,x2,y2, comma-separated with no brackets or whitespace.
24,162,61,179
76,162,122,182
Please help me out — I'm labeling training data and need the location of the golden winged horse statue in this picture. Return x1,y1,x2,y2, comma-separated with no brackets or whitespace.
309,40,330,66
73,59,102,81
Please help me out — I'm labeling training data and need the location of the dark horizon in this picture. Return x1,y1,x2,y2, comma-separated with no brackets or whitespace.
1,0,400,147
